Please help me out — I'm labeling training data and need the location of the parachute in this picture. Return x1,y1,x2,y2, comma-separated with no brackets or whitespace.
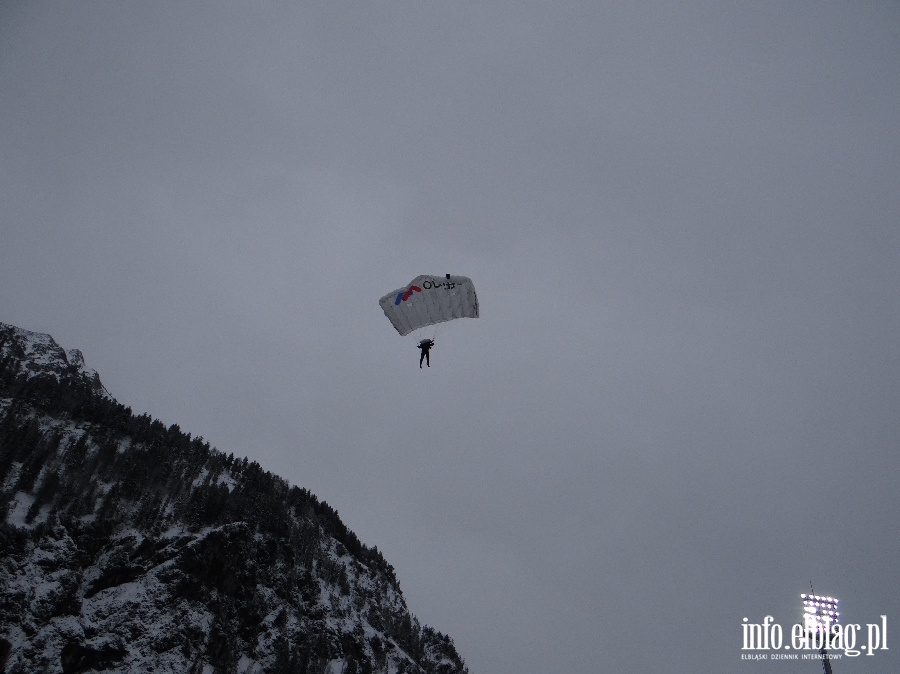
379,274,479,336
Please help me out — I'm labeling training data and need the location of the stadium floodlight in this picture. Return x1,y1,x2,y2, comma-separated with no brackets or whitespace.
801,591,839,674
800,593,840,635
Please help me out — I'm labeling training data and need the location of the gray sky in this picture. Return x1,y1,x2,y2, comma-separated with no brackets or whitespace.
3,2,899,671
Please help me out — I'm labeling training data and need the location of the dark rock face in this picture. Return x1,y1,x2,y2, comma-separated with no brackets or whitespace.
60,640,127,674
0,323,467,674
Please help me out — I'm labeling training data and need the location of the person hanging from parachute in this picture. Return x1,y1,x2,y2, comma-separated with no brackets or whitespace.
379,274,478,368
417,338,434,368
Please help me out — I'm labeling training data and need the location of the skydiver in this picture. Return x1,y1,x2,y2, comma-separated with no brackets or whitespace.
417,338,434,368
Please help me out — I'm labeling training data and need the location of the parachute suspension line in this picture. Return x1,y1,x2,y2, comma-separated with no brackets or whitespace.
428,276,450,342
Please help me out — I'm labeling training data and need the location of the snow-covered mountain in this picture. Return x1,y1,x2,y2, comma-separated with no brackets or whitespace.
0,322,467,674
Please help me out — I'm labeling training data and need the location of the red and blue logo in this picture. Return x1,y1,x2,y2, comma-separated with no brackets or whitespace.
394,285,421,305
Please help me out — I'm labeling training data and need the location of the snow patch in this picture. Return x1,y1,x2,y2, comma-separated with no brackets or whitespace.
237,654,265,673
2,461,22,491
7,491,35,527
216,471,238,491
192,468,210,487
324,659,347,674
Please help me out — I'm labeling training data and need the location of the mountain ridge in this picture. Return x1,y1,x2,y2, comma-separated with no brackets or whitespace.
0,322,467,674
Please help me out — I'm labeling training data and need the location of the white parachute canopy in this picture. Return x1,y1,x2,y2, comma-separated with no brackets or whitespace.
379,274,479,336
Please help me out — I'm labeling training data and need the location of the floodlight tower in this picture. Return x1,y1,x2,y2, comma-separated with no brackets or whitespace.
800,590,840,674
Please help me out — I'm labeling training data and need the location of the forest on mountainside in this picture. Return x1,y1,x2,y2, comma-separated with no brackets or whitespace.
0,323,466,674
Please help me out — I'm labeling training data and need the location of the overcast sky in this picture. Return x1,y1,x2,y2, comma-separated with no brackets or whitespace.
3,2,899,672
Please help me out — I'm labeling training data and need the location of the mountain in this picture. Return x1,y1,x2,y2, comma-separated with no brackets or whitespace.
0,322,467,674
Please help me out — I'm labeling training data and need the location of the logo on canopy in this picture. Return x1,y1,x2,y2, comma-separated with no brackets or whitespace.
394,285,422,305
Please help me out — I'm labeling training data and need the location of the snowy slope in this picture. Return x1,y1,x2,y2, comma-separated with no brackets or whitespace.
0,322,467,674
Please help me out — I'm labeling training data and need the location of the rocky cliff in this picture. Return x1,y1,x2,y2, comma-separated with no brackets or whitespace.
0,322,467,674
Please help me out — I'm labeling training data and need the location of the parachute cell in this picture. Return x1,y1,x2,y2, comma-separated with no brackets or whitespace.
379,275,478,336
